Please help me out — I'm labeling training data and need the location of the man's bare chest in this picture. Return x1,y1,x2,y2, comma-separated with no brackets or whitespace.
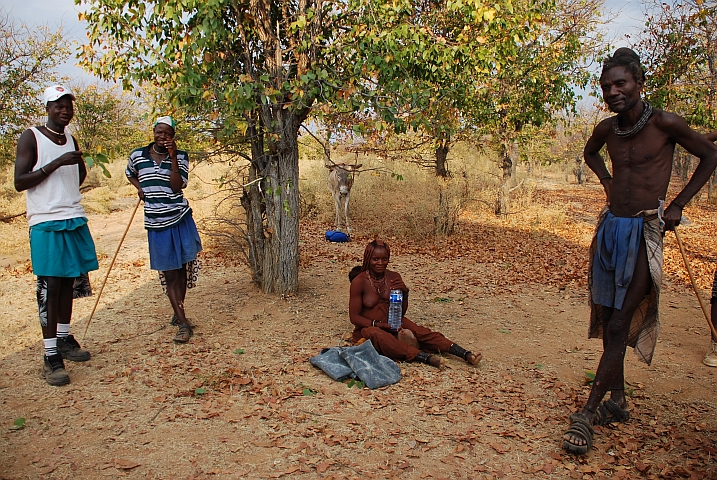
607,129,674,170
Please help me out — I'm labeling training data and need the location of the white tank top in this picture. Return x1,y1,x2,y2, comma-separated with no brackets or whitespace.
26,127,86,226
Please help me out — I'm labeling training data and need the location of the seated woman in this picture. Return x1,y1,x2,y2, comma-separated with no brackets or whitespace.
349,239,481,369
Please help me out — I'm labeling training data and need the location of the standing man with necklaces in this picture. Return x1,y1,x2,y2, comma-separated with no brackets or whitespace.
14,85,99,386
562,48,717,454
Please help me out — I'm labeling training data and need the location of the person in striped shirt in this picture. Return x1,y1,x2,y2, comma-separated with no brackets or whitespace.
126,116,202,343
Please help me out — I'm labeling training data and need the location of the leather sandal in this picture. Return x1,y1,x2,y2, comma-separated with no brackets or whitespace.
173,324,194,343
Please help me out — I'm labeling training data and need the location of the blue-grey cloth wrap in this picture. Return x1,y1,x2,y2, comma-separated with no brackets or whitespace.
310,340,402,389
592,210,643,310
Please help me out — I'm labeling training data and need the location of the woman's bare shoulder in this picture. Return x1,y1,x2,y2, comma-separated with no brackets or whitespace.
385,269,403,281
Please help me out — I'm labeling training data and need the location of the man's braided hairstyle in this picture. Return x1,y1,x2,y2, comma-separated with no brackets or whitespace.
602,47,646,83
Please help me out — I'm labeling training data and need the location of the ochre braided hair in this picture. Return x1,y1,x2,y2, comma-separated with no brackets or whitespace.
602,47,645,83
361,239,390,272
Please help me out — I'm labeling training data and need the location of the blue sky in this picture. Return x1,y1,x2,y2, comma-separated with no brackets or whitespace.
604,0,646,46
0,0,94,82
2,0,648,84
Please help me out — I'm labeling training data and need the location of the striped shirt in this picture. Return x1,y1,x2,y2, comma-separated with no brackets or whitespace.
126,144,191,230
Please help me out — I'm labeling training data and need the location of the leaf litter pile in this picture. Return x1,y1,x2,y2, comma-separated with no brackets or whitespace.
1,182,716,479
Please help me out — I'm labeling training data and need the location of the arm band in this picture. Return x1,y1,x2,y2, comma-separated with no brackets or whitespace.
599,174,612,181
40,167,49,176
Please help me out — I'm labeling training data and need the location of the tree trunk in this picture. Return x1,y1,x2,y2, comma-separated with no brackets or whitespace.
674,148,692,189
509,140,518,179
498,151,512,219
574,154,585,185
497,140,517,219
434,135,450,178
241,112,301,294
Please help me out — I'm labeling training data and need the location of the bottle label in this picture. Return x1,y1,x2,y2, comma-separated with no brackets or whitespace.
388,289,403,330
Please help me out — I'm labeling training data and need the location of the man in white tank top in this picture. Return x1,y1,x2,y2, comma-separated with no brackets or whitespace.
14,85,98,386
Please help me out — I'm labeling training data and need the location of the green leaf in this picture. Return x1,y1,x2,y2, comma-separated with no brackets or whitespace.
432,297,452,303
498,328,511,334
195,387,207,395
233,349,245,354
346,379,365,389
11,417,25,430
302,387,317,396
95,152,109,163
83,155,94,168
584,370,596,385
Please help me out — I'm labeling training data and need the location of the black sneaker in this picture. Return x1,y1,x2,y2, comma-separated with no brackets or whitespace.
57,334,91,362
43,354,70,386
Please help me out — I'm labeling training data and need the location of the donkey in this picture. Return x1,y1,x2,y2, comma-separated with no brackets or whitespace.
327,162,362,235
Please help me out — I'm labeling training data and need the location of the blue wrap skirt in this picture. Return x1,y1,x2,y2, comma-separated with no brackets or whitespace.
30,218,99,277
147,213,202,272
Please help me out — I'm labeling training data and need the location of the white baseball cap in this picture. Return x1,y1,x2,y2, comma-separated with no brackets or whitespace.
43,85,75,105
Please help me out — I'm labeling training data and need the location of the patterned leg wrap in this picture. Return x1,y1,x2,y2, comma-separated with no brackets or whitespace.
449,344,472,361
414,352,432,365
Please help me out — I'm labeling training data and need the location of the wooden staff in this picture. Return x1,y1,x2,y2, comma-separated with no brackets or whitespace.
673,228,717,340
82,198,142,340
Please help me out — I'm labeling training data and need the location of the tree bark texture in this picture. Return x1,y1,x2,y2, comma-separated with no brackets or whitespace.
574,155,585,185
498,140,518,218
241,110,302,294
434,134,450,178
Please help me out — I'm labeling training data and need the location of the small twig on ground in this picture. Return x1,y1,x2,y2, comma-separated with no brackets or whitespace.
149,405,167,425
0,212,25,223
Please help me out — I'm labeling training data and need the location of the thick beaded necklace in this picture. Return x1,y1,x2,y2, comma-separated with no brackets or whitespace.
613,102,652,138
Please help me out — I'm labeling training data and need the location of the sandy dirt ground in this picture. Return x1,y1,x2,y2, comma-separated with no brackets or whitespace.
1,184,716,480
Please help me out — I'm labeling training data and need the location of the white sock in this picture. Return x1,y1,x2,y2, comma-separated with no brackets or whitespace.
44,338,58,357
57,324,70,339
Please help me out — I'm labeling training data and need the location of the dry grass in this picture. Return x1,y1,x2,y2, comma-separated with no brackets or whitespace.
298,142,578,242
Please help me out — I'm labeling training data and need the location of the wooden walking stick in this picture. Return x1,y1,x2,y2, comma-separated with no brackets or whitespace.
673,228,717,340
82,198,142,340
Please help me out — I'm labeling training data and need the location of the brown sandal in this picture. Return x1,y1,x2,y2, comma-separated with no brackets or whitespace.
173,325,193,343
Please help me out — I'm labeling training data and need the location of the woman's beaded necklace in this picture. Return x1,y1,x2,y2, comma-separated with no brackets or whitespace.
613,102,652,138
368,273,386,296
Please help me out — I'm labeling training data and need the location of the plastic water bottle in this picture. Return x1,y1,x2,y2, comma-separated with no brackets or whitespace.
388,289,403,330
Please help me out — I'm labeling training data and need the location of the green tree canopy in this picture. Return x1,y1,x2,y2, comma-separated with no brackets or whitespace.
637,0,717,130
79,0,563,292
